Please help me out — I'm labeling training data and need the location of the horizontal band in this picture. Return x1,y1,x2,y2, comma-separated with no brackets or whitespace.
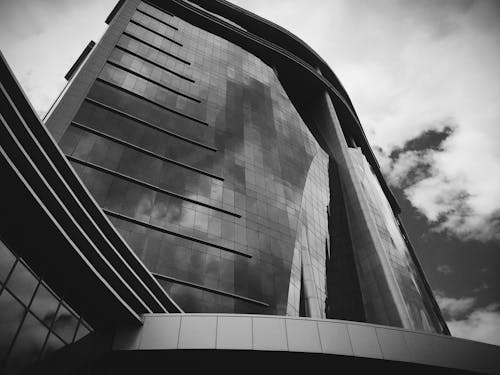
130,19,183,47
142,0,174,17
152,272,270,307
116,45,195,83
136,9,178,31
84,97,215,151
106,60,200,103
96,78,209,126
70,121,220,180
104,209,251,258
67,154,240,218
123,32,191,65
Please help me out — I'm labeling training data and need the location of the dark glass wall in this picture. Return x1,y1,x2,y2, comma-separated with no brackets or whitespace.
52,0,444,333
0,237,91,374
58,1,330,316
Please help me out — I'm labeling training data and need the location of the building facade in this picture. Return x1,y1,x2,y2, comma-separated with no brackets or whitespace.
46,0,448,330
1,0,499,374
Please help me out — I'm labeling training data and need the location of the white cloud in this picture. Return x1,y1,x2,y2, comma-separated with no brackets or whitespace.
229,0,500,243
447,303,500,346
0,0,115,117
435,291,500,345
435,293,476,319
2,0,499,241
387,150,434,187
348,2,500,243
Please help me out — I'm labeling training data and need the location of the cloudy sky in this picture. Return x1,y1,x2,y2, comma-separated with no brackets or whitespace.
1,0,499,345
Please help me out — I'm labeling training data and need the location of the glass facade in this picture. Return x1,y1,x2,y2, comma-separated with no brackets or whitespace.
48,0,446,334
0,237,91,374
58,1,330,315
348,148,439,331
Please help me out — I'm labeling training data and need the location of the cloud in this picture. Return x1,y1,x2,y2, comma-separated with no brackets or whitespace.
2,0,498,241
437,264,453,275
229,0,500,244
435,292,476,319
0,0,115,117
435,291,500,345
382,129,500,241
343,1,500,243
447,303,500,346
386,149,434,188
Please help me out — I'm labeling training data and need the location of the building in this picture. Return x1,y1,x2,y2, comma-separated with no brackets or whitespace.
0,0,498,374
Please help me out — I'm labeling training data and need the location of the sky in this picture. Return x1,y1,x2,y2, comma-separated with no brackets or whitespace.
0,0,499,345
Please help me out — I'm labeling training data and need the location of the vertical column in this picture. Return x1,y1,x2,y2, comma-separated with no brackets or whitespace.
314,90,413,329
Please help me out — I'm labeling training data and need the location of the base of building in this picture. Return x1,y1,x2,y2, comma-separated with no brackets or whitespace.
28,314,499,374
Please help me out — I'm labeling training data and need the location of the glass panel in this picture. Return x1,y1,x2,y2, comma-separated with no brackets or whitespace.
6,260,38,306
40,333,65,360
0,239,16,283
0,289,25,362
30,283,60,328
5,313,48,374
73,321,91,342
52,303,79,343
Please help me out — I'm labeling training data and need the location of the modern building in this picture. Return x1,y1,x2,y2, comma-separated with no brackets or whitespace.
0,0,498,374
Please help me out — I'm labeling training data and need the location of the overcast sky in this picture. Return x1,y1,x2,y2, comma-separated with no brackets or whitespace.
0,0,498,345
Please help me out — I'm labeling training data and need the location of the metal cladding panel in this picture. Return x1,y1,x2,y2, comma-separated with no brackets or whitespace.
110,314,500,375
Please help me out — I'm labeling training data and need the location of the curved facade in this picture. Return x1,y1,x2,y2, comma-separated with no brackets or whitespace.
10,0,500,373
44,0,447,331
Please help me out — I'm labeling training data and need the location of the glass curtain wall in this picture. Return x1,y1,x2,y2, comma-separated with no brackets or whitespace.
349,147,441,332
0,237,91,374
58,1,331,315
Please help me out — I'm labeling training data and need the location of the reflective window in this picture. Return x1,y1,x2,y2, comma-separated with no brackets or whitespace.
6,261,38,306
6,313,49,373
58,0,440,325
0,241,15,283
61,5,327,316
30,284,59,327
0,289,24,361
0,237,92,374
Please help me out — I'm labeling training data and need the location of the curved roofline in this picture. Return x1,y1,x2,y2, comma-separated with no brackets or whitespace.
215,0,358,113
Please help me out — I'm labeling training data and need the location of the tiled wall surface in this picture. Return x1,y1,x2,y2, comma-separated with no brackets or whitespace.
114,314,500,375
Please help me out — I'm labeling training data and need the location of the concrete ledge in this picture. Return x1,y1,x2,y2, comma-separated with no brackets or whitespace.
113,314,500,374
